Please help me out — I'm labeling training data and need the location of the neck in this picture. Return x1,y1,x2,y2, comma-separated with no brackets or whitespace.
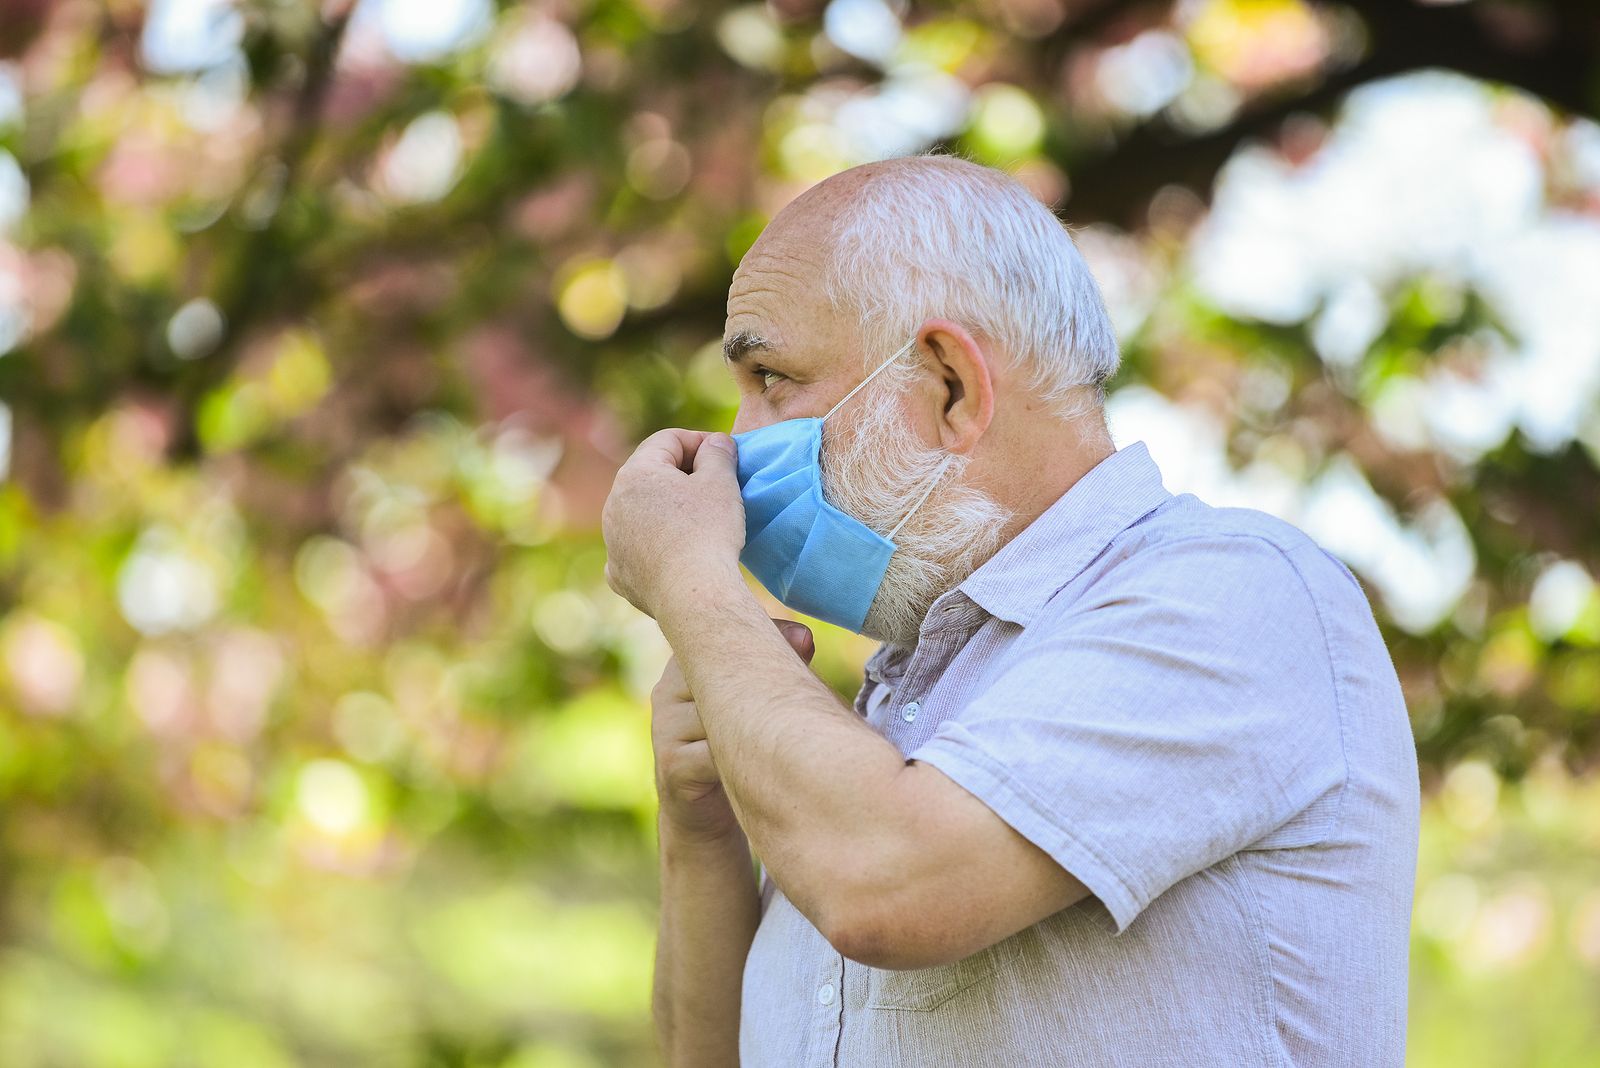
969,411,1117,570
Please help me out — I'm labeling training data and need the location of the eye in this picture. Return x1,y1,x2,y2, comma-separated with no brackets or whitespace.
754,366,786,391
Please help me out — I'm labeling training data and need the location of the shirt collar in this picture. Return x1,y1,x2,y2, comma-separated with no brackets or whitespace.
955,440,1172,627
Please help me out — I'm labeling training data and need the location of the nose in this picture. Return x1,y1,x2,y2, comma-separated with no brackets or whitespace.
730,405,774,436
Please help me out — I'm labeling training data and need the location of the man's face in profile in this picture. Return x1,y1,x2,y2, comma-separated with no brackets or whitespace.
716,228,1011,646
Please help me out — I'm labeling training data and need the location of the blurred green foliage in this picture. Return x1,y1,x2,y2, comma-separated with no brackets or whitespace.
0,0,1598,1065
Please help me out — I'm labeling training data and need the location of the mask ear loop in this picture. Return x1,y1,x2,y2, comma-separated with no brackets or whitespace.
888,453,955,540
822,336,948,541
823,338,919,422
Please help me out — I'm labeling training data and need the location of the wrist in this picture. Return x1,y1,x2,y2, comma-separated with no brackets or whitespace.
659,808,749,854
654,557,747,624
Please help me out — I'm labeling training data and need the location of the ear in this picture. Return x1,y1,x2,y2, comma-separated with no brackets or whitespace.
917,319,994,454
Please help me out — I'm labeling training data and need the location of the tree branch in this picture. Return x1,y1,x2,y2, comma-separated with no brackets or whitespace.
166,3,355,460
1055,0,1600,225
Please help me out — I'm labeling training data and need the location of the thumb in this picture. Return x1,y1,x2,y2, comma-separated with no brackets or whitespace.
693,432,738,477
773,618,816,664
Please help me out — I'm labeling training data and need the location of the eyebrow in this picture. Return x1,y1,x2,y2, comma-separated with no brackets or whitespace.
722,330,773,364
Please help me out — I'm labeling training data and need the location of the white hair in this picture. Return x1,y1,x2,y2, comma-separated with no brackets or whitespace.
821,152,1121,421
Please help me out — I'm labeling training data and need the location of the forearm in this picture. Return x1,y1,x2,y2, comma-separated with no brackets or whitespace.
656,567,907,937
653,815,761,1068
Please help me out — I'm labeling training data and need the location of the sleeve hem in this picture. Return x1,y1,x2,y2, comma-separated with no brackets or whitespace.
911,722,1148,935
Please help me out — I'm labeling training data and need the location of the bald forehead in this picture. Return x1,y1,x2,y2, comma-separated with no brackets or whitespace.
728,163,876,298
723,165,892,371
728,240,824,316
725,220,835,363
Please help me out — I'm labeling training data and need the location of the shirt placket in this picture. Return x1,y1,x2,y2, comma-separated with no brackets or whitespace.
807,599,983,1067
881,602,982,749
805,948,846,1067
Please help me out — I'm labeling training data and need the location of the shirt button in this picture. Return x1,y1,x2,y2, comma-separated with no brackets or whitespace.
817,982,836,1006
902,701,920,723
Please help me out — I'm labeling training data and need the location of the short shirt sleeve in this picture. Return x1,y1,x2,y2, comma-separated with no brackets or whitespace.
908,534,1349,934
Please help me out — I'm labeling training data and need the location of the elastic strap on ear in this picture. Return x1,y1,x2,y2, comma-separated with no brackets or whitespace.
824,337,919,421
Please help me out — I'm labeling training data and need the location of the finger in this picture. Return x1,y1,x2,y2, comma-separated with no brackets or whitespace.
655,706,708,748
634,428,709,474
774,618,816,664
691,432,738,480
659,656,689,699
662,739,720,790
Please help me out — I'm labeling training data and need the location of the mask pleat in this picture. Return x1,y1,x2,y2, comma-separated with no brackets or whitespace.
782,505,896,629
740,488,820,596
739,465,815,536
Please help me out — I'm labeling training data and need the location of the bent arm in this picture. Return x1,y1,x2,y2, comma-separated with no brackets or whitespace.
653,815,761,1067
655,568,1089,968
656,567,905,947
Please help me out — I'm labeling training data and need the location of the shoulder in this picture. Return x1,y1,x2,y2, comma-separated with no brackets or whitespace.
1087,496,1338,602
994,497,1349,741
1023,496,1370,676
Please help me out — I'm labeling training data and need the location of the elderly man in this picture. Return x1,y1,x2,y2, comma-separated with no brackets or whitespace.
602,154,1420,1067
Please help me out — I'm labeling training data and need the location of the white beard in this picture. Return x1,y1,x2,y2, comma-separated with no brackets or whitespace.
819,377,1013,648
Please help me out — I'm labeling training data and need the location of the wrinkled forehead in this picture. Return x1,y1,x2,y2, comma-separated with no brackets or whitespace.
723,208,861,379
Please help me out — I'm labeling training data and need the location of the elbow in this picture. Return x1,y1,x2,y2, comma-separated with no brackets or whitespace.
808,866,911,970
824,913,907,971
816,894,872,967
819,896,967,971
804,848,908,969
807,839,962,971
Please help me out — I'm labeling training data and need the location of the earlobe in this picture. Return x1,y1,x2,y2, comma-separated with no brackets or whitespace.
919,319,994,454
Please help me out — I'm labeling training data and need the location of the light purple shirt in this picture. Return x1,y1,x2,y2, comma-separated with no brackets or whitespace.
741,440,1421,1067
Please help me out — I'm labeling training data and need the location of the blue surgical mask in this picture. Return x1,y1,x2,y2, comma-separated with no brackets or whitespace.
731,340,953,633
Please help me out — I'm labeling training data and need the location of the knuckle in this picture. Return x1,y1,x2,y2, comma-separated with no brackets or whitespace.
661,759,715,796
656,751,692,788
